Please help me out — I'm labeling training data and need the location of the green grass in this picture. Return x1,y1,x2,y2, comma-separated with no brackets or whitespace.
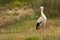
24,36,40,40
0,19,59,40
0,13,60,40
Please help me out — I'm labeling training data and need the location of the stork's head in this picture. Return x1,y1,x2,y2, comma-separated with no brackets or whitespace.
36,6,44,12
40,6,44,10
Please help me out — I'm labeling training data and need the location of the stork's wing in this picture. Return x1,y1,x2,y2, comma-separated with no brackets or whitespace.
36,17,43,30
37,17,43,23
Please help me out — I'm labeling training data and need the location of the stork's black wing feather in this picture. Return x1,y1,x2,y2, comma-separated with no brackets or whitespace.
36,22,41,30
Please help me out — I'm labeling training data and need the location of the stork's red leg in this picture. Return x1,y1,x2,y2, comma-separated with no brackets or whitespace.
40,26,44,32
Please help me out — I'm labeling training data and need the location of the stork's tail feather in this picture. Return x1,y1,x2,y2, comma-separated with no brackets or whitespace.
36,23,40,30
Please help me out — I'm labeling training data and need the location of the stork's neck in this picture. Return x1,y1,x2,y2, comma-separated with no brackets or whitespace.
41,9,44,15
40,7,47,20
40,9,47,20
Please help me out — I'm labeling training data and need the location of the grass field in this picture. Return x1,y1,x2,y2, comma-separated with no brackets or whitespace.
0,18,60,40
0,0,60,40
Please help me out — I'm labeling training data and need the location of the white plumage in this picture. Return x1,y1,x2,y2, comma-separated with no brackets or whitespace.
36,6,47,30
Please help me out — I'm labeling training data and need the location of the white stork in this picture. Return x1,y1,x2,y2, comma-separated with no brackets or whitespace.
36,6,47,31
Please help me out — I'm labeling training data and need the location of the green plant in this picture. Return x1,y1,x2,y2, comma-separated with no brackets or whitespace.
24,36,40,40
